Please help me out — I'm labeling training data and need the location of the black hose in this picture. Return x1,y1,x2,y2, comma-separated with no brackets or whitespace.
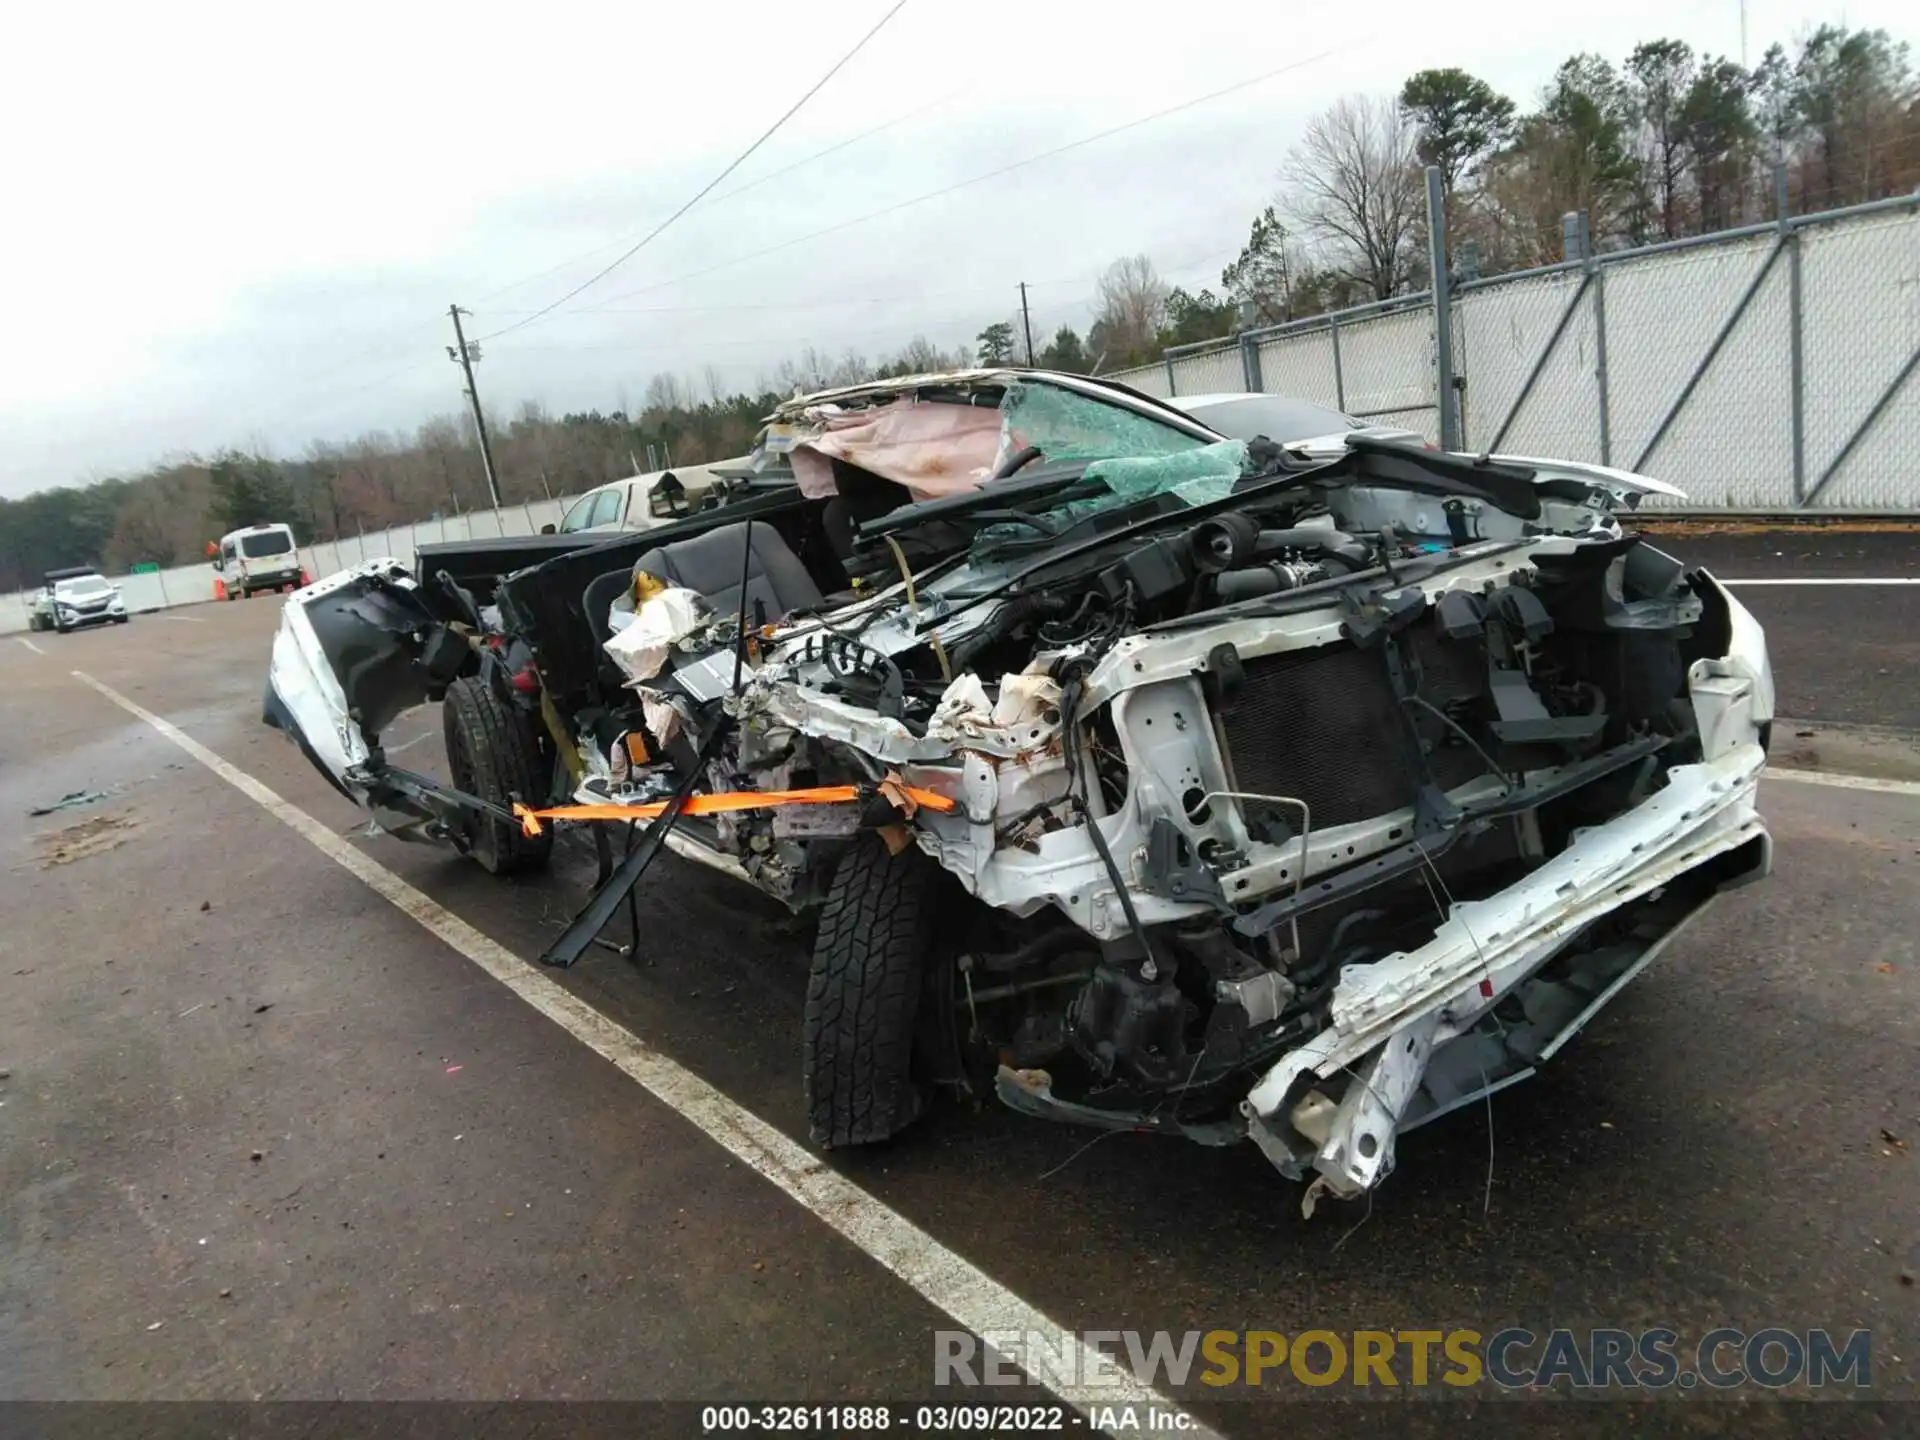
730,518,755,695
1190,517,1370,574
944,591,1067,676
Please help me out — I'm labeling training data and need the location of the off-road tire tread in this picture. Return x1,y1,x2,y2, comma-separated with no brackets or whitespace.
804,834,937,1148
442,675,553,876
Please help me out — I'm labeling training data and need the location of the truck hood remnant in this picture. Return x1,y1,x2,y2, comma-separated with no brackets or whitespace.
756,369,1225,500
263,380,1772,1209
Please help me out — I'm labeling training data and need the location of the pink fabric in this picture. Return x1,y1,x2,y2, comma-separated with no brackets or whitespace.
788,398,1006,501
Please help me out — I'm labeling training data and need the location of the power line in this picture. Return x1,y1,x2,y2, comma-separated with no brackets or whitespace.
472,283,1027,318
486,312,1004,355
468,241,1243,323
541,45,1351,327
248,242,1235,441
474,0,910,342
469,242,1249,383
468,84,962,308
241,42,1348,438
701,87,964,212
261,46,1338,423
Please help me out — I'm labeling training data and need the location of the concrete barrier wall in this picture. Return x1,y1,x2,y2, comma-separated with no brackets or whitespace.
3,497,576,636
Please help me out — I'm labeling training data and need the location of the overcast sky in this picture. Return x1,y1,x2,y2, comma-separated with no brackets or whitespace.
1,0,1907,497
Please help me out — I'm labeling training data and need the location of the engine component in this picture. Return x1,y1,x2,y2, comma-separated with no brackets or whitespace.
1212,559,1333,602
1069,962,1191,1085
1189,516,1371,574
1216,970,1298,1027
1096,537,1192,606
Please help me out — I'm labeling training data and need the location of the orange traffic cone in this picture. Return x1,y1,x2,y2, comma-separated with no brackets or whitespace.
213,577,227,602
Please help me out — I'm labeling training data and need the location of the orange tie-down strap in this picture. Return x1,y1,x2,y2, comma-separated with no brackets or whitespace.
512,778,955,837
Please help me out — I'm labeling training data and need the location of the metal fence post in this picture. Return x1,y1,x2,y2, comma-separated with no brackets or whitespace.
1782,167,1806,505
1592,258,1612,466
1163,353,1178,396
1240,332,1263,392
1426,166,1460,451
1329,319,1346,413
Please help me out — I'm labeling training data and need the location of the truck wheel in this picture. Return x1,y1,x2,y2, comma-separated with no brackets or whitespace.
805,833,944,1148
441,675,554,876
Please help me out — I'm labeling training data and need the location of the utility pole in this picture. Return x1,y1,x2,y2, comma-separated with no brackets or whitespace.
1018,282,1036,366
446,305,502,509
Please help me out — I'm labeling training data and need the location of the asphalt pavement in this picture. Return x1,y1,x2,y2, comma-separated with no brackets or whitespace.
2,532,1916,1438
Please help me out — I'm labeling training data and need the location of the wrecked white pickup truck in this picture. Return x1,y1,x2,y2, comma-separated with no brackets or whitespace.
265,370,1773,1207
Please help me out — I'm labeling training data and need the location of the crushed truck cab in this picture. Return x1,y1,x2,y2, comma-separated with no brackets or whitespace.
263,371,1772,1208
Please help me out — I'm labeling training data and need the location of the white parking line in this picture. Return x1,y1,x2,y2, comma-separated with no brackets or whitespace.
159,613,206,623
1764,766,1920,797
1720,578,1920,586
69,668,1212,1439
14,636,46,655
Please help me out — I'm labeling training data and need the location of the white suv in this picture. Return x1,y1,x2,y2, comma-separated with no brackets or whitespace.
29,568,128,633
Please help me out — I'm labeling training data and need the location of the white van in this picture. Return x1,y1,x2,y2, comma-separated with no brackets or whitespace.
213,524,305,599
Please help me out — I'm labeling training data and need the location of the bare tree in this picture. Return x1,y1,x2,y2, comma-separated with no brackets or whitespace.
829,349,871,385
1093,255,1169,360
642,372,692,414
1281,96,1426,300
889,334,958,375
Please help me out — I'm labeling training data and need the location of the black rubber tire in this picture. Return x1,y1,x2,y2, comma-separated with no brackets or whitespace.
441,674,554,876
804,833,942,1149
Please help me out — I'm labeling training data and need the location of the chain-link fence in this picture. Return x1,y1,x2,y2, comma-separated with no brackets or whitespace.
1105,359,1171,396
12,199,1916,637
1101,191,1920,511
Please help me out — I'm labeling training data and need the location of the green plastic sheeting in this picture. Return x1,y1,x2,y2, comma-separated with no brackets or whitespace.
1001,381,1204,467
968,383,1252,549
1082,440,1250,507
